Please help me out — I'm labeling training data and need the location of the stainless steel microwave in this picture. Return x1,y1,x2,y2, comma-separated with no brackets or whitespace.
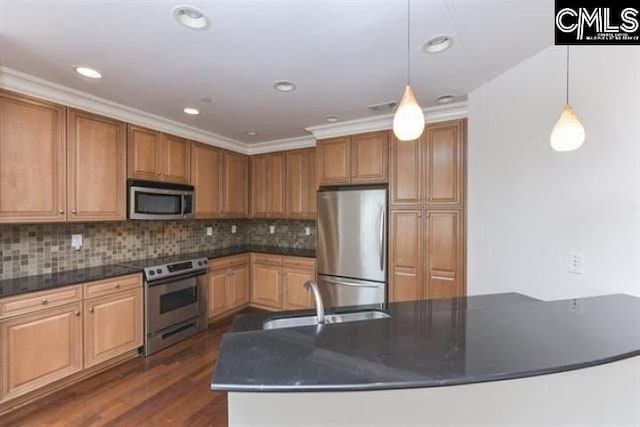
128,180,194,220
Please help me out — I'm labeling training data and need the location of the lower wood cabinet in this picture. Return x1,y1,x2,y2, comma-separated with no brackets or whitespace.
250,254,316,311
389,209,465,302
0,303,83,403
282,267,315,310
83,288,143,368
0,274,143,406
250,261,283,310
208,255,250,319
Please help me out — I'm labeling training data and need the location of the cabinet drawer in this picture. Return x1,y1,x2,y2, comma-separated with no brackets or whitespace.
282,256,315,270
0,285,82,319
84,274,142,299
210,254,249,270
251,253,283,266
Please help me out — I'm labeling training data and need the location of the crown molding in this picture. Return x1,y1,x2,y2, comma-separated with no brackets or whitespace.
0,66,249,154
305,101,468,139
246,134,316,155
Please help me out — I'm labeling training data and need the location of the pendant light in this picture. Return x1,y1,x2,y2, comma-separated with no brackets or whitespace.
550,46,585,151
393,0,425,141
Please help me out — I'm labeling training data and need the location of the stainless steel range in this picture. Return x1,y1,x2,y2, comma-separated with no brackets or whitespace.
124,256,209,355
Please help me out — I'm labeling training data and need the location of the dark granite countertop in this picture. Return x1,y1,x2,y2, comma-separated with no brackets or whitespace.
0,246,315,298
211,293,640,392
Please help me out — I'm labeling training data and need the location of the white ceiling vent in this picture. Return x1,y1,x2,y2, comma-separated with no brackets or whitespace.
368,101,397,113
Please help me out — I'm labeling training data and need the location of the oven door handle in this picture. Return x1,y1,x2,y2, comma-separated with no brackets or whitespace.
146,271,207,287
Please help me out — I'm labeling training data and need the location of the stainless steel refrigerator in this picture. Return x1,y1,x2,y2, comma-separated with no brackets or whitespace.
317,187,387,308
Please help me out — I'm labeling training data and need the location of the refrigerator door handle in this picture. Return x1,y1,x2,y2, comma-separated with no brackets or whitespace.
379,206,385,272
322,276,383,288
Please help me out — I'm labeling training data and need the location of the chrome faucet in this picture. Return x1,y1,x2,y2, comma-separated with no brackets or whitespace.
304,281,325,324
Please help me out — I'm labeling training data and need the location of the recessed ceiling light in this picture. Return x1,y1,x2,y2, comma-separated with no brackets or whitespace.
273,81,296,92
183,107,200,115
173,5,210,31
436,95,455,104
324,116,340,123
73,66,102,79
243,130,259,136
423,35,454,54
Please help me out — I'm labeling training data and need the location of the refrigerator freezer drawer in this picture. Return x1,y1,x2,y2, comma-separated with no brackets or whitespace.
317,275,386,308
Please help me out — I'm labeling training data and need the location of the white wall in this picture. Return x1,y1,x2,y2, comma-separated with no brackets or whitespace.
468,45,640,300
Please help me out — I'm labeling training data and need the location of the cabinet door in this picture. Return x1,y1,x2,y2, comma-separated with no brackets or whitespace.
389,210,422,302
222,151,248,218
268,152,286,217
127,125,163,180
84,288,143,368
424,210,464,299
0,91,66,223
282,268,314,310
67,109,126,222
0,303,82,402
251,263,282,310
286,148,316,219
390,134,422,208
191,143,222,218
424,120,465,207
351,131,389,184
251,155,268,217
316,137,350,186
208,268,228,318
228,264,249,309
163,134,190,184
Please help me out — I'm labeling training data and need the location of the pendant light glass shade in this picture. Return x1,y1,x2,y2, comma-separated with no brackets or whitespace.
393,85,425,141
550,104,585,151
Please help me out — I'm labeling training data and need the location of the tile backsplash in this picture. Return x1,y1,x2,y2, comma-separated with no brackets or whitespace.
0,219,316,279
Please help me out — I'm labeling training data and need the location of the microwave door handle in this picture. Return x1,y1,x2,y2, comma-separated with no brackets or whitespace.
182,194,187,216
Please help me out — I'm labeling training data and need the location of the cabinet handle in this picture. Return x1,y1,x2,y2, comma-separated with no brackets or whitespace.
58,209,64,214
75,311,81,317
115,284,121,289
89,307,94,313
41,299,49,305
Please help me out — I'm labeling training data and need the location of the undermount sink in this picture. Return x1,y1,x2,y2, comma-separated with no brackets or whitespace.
263,310,390,330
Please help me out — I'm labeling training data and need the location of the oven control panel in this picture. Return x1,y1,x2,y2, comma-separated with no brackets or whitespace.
144,258,208,282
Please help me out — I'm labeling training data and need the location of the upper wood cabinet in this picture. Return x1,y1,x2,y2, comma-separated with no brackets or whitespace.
191,142,222,218
222,151,249,218
67,109,126,221
424,120,465,207
191,144,248,219
317,131,388,186
0,90,66,223
390,119,465,208
127,125,190,184
251,152,286,218
286,148,316,219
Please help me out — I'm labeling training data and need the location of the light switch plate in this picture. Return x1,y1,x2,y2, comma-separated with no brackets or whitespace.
568,252,584,275
305,227,311,236
71,234,83,250
231,225,237,234
206,227,213,236
269,225,275,234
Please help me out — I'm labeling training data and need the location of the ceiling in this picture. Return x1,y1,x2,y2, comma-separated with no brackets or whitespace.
0,0,554,144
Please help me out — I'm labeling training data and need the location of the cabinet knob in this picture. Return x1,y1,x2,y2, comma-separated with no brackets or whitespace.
89,307,94,313
41,299,49,305
58,209,64,214
75,311,81,317
71,209,77,214
115,284,121,289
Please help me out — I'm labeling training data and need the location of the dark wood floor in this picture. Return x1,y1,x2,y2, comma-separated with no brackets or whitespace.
2,322,232,426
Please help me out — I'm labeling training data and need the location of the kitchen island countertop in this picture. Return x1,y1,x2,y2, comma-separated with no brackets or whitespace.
211,292,640,392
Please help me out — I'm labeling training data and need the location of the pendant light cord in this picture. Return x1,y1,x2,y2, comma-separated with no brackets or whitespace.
566,45,570,105
407,0,411,87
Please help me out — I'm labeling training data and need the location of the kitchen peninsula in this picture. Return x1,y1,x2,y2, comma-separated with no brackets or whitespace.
212,293,640,426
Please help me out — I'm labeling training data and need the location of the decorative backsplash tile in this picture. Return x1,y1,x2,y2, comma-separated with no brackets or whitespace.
0,219,316,279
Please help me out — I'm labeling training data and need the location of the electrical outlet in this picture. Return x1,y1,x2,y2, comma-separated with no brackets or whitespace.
231,225,237,234
71,234,83,250
269,225,275,234
568,252,584,275
305,227,311,236
569,299,584,313
206,227,213,236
